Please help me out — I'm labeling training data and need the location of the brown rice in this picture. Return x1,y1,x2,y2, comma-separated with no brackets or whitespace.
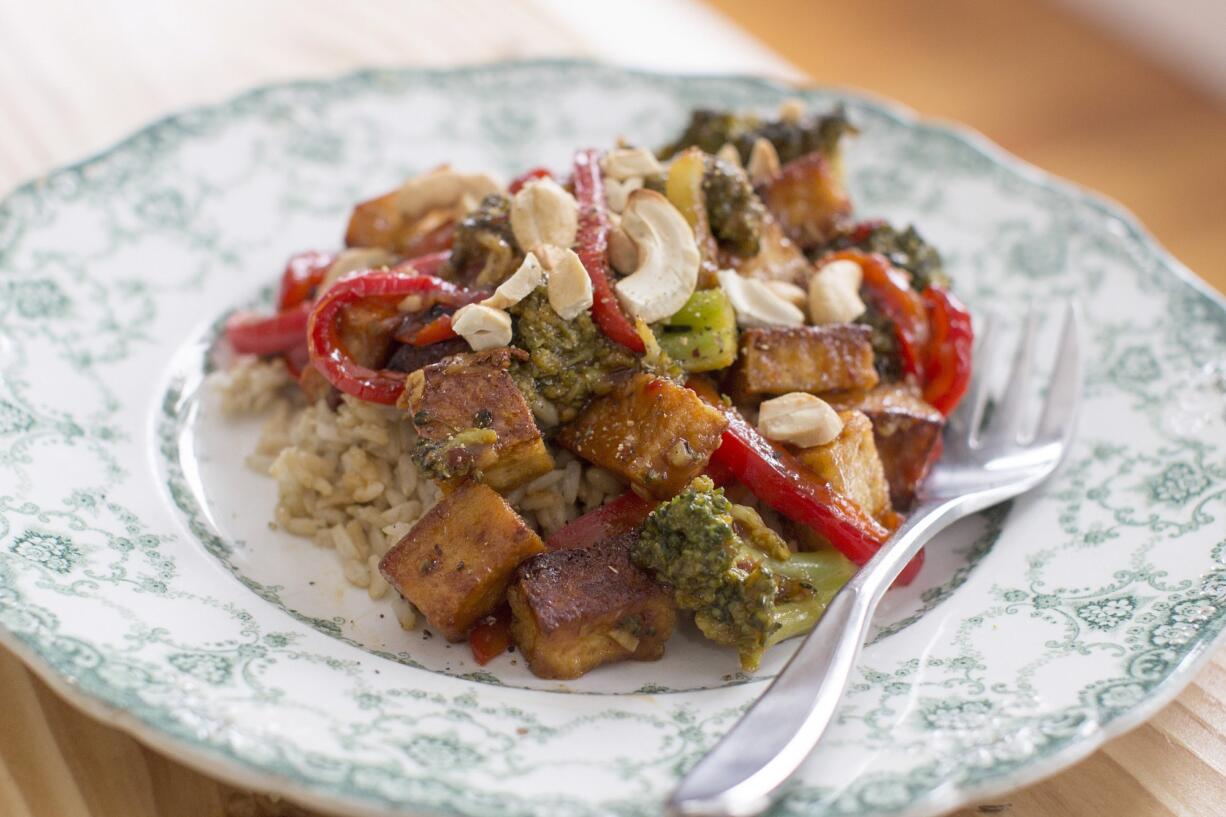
214,356,627,623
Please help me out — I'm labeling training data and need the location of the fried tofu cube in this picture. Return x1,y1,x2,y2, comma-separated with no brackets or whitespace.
379,481,545,641
795,410,891,521
401,348,553,491
345,190,403,250
345,188,456,257
508,531,675,680
759,152,852,250
726,324,878,403
830,383,944,510
557,373,728,500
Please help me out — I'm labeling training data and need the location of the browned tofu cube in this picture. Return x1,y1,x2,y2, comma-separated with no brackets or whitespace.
345,190,402,250
401,348,553,491
758,152,852,250
729,214,810,285
795,410,892,521
557,373,728,500
830,383,944,510
726,324,878,403
379,481,545,641
345,188,456,257
508,531,675,680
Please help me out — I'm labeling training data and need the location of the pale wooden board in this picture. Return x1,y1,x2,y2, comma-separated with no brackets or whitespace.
2,1,1225,816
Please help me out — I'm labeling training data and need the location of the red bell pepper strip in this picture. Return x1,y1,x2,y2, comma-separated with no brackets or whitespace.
276,250,336,311
544,491,656,551
225,302,311,356
921,286,974,415
406,315,458,347
390,258,486,347
572,149,646,353
712,414,924,585
712,413,889,561
847,218,887,245
283,342,311,379
307,271,466,405
508,167,554,194
828,249,928,379
468,605,513,665
391,250,450,278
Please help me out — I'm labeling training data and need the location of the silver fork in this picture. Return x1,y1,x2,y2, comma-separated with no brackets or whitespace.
669,303,1082,817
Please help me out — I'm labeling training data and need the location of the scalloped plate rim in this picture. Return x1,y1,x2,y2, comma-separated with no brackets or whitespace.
0,57,1222,817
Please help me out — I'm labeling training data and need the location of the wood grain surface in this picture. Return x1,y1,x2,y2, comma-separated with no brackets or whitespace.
2,1,1224,816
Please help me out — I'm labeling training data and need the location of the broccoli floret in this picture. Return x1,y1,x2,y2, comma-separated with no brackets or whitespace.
738,106,857,166
631,476,855,671
444,194,521,288
660,106,857,167
510,290,638,424
659,110,756,160
856,304,903,381
827,222,949,291
703,154,765,257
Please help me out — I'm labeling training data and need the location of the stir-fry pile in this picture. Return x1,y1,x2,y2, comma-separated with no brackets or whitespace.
225,101,973,678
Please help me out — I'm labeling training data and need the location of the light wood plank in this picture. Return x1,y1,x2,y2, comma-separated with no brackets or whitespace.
0,651,95,817
1,2,1224,817
704,0,1226,290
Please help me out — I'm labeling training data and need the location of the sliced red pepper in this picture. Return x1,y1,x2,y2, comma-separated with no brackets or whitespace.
508,167,554,194
400,219,457,260
406,314,457,347
283,342,311,379
391,250,450,278
225,302,311,356
276,250,336,311
703,458,737,489
572,149,646,354
712,413,889,561
828,249,928,379
713,415,924,585
545,491,656,551
307,271,466,405
388,262,486,348
847,219,887,245
921,286,974,415
468,605,512,665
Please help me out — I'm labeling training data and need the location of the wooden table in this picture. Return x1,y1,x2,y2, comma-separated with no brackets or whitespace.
2,1,1224,815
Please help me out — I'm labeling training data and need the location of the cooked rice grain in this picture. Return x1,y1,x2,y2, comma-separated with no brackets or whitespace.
225,375,630,621
215,356,293,416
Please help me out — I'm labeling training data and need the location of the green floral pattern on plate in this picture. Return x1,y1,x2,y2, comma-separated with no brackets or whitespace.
0,61,1224,817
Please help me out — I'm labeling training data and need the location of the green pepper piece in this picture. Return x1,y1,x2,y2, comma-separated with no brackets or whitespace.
653,288,738,373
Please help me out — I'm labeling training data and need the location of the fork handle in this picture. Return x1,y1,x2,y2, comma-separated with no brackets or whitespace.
668,498,958,817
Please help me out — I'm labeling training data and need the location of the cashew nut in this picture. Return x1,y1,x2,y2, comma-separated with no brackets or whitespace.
604,176,643,214
450,304,513,351
600,147,662,181
747,138,782,186
395,167,502,221
510,178,578,253
716,142,743,169
758,392,844,448
763,279,808,309
607,215,639,274
613,190,700,323
778,98,805,124
808,259,866,324
716,268,805,328
542,246,594,320
483,252,546,309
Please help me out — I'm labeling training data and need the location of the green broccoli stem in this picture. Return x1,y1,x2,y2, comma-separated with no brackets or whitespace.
763,549,857,650
765,602,827,649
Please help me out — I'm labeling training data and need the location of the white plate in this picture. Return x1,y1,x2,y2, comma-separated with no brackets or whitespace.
1,60,1224,817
